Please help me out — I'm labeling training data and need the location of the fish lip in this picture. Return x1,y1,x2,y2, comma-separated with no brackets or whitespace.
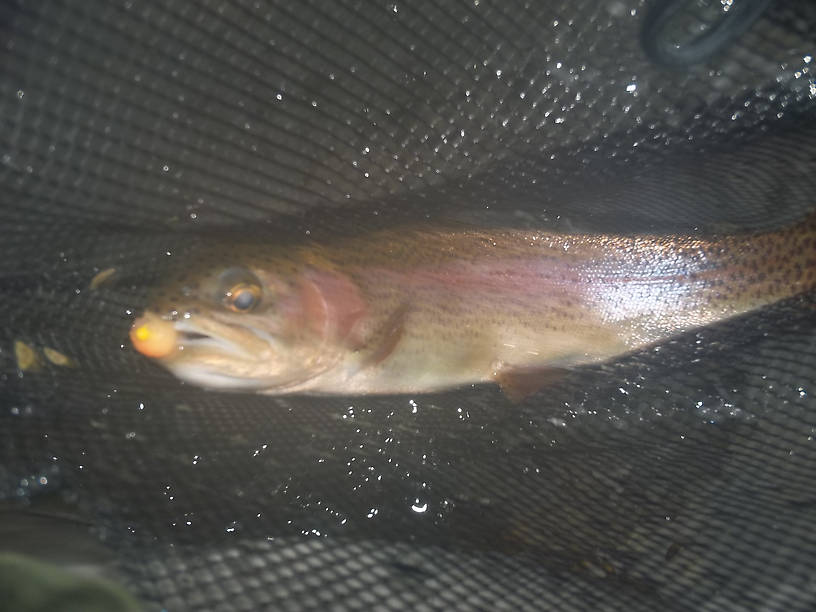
172,319,267,360
168,364,281,391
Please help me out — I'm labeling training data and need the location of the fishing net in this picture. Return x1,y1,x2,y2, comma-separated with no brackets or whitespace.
2,0,815,610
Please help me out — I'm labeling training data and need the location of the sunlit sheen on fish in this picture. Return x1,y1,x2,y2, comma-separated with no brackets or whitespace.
130,215,816,398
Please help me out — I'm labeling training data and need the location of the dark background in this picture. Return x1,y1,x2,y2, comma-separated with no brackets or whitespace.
1,1,815,610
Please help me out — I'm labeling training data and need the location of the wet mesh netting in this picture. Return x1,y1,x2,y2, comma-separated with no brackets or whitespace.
1,1,815,610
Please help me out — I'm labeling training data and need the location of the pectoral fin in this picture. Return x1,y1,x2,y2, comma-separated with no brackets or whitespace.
495,366,570,402
357,304,411,369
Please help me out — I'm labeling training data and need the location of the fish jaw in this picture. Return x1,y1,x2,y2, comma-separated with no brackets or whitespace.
164,362,289,392
130,310,325,392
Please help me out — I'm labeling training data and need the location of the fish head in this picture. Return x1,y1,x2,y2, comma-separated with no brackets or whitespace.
130,252,368,393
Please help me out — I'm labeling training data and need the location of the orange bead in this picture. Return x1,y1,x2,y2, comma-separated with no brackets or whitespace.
130,313,178,358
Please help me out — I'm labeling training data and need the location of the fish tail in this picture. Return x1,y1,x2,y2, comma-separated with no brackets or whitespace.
703,209,816,316
767,208,816,298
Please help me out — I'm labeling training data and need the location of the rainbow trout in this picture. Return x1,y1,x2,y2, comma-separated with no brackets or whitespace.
130,214,816,398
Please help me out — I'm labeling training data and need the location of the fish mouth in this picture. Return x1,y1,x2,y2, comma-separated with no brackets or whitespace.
178,330,209,341
171,318,331,393
172,319,273,361
161,319,285,390
132,311,324,393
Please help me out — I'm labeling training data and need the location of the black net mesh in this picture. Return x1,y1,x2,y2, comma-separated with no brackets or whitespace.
2,1,815,610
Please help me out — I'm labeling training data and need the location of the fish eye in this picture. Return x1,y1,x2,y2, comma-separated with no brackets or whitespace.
224,283,261,312
225,283,261,312
217,267,263,313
